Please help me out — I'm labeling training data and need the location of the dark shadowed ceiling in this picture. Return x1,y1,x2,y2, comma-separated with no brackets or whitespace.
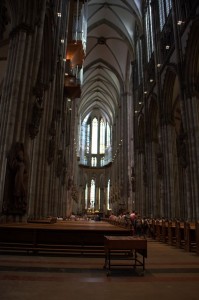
79,0,142,124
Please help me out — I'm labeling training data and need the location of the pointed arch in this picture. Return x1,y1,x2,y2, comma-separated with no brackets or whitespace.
162,65,178,124
184,18,199,97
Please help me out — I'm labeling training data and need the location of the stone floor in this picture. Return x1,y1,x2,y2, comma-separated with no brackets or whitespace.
1,239,199,300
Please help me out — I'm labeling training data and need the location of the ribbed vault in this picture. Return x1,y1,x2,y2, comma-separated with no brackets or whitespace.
79,0,142,124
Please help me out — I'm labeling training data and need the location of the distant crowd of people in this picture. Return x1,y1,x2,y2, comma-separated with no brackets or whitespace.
69,212,101,222
109,210,150,237
66,210,150,237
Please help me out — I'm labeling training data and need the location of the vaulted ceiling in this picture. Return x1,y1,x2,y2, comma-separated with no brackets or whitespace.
78,0,142,125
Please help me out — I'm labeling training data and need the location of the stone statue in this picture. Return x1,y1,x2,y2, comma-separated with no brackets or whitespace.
29,97,43,139
3,142,29,214
131,167,136,192
67,177,73,190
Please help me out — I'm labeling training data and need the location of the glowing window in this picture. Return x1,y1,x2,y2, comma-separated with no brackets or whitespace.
91,118,98,154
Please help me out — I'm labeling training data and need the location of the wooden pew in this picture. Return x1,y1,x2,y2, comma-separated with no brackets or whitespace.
161,219,169,243
184,221,196,252
168,220,176,246
27,217,57,224
0,221,132,255
175,220,185,249
196,222,199,256
155,219,163,242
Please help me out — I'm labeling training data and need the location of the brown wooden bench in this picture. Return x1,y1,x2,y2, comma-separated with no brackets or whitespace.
168,221,176,246
184,222,196,252
155,220,163,242
161,220,169,243
175,221,185,248
196,222,199,256
27,217,57,224
0,221,131,256
0,241,105,255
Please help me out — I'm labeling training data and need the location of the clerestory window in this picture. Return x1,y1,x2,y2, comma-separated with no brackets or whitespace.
91,118,98,154
80,114,112,167
158,0,172,30
145,0,154,62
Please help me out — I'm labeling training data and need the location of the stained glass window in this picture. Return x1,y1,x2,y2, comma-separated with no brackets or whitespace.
158,0,172,30
145,0,154,61
90,179,95,209
107,179,110,210
100,118,105,154
91,118,98,154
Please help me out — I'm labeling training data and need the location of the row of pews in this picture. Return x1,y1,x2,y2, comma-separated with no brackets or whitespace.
105,218,199,255
148,219,199,255
0,220,131,255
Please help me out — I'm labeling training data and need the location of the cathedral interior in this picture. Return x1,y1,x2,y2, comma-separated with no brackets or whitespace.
0,1,199,299
0,0,199,222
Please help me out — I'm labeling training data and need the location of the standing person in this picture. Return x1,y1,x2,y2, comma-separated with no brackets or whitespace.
142,217,149,237
124,211,130,227
135,215,143,236
130,210,136,224
130,210,136,235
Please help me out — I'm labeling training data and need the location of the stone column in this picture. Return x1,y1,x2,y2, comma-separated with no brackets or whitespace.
0,1,47,219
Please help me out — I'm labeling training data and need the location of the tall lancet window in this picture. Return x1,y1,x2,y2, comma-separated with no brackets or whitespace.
145,0,154,61
98,188,100,209
100,118,105,154
91,118,98,154
106,122,111,147
107,179,110,210
85,184,88,209
136,38,143,85
100,157,104,166
90,179,95,209
158,0,172,30
91,157,97,167
86,124,90,154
